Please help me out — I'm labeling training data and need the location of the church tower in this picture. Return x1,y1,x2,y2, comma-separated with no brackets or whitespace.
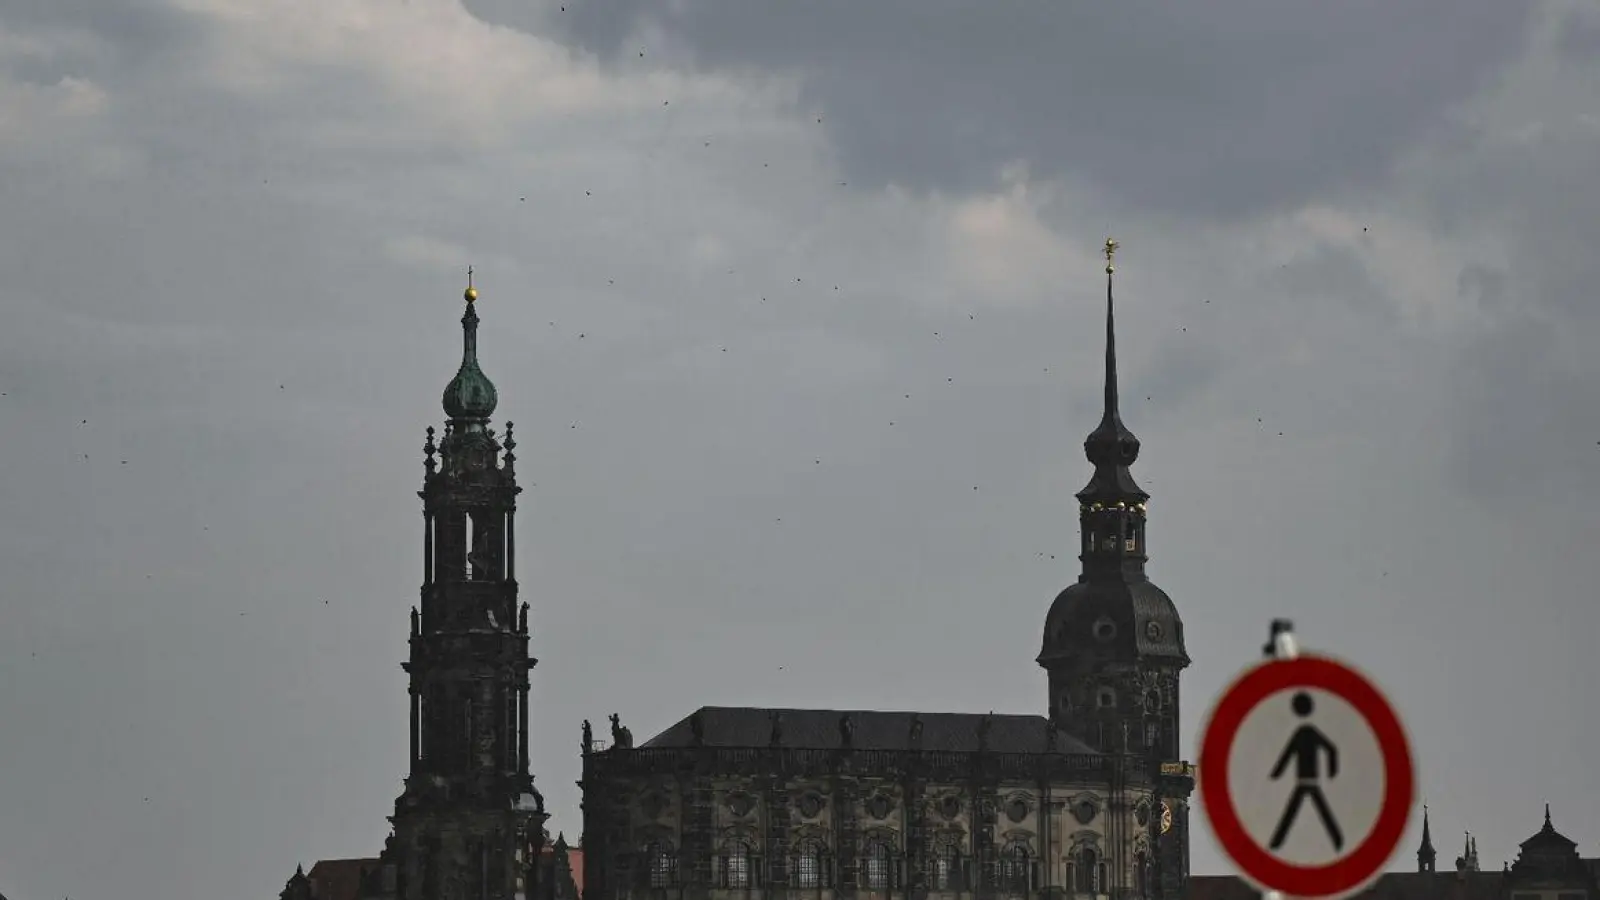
390,272,548,900
1036,241,1193,895
1417,805,1436,873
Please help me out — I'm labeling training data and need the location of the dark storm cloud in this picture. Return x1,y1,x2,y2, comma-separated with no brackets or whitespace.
1377,44,1600,510
504,0,1535,219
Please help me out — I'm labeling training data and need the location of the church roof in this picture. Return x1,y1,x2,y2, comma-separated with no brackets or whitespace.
1521,804,1579,851
640,706,1099,755
306,858,379,900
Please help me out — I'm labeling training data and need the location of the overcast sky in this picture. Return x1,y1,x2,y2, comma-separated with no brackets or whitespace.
2,2,1599,899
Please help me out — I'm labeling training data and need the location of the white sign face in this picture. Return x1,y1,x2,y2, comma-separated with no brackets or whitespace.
1224,687,1386,867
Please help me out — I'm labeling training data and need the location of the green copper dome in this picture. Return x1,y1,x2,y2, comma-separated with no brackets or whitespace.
442,287,498,421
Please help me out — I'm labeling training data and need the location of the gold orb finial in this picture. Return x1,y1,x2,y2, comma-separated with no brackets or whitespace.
1104,238,1120,274
464,265,478,303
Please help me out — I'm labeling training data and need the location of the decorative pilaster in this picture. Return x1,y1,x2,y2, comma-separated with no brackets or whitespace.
765,773,791,893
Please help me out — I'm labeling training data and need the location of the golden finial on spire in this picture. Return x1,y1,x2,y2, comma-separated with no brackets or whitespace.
1104,238,1120,275
464,265,478,303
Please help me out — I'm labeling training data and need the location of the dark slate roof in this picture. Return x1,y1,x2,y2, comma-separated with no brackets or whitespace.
640,706,1098,755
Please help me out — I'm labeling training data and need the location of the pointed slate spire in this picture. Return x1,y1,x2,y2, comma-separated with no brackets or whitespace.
1418,804,1437,872
1078,238,1147,505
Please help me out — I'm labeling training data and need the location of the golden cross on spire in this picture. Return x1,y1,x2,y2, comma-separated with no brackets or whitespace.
464,265,478,303
1104,238,1120,274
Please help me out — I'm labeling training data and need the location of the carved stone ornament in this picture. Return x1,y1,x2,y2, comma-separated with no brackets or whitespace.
939,796,962,820
1072,798,1099,825
1134,801,1150,827
798,792,826,819
641,792,667,820
727,792,756,818
867,793,893,820
1144,689,1162,713
1005,798,1030,824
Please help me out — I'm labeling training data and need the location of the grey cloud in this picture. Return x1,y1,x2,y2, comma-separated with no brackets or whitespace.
501,0,1535,219
1556,6,1600,62
4,4,1600,900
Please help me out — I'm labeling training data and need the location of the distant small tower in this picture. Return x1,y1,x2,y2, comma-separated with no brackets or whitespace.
1455,832,1480,873
1418,805,1436,873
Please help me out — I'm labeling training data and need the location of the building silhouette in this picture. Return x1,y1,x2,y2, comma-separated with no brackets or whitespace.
577,242,1195,900
1191,805,1600,900
274,254,1600,900
278,275,579,900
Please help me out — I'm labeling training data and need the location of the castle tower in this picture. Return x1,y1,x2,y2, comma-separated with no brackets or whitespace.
1036,241,1193,896
390,271,547,900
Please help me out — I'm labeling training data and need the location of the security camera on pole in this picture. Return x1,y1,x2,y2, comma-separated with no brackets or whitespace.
1196,620,1417,900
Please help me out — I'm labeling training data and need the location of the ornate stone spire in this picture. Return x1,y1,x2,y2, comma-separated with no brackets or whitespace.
441,267,499,427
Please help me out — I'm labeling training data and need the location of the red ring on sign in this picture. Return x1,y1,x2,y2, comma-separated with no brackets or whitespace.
1198,655,1415,899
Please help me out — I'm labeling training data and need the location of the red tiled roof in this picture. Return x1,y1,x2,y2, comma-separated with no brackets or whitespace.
307,858,380,900
540,845,585,898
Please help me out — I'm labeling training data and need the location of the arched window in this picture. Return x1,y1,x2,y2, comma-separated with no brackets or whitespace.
862,838,895,891
933,842,961,890
641,841,676,888
722,840,754,888
1074,847,1098,894
999,841,1031,892
792,839,829,889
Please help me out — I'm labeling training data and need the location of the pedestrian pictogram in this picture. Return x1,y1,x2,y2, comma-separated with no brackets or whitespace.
1268,691,1343,852
1198,621,1415,900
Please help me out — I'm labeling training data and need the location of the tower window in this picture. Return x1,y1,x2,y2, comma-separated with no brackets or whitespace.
792,839,829,888
721,840,754,888
1124,518,1138,551
999,842,1030,892
862,838,894,890
933,842,961,890
1092,618,1118,642
642,841,677,888
1096,686,1117,709
1074,847,1098,893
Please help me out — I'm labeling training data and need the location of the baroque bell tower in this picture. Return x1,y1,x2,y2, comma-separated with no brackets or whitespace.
1036,242,1194,897
391,271,548,900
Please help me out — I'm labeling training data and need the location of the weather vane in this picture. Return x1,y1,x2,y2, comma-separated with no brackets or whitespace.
1104,238,1120,274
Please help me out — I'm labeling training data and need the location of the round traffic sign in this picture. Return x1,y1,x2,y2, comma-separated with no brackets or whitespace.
1197,654,1415,899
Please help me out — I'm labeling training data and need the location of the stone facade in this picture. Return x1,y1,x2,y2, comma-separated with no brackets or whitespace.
581,732,1191,900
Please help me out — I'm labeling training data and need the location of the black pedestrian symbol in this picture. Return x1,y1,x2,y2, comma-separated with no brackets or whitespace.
1268,691,1344,852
